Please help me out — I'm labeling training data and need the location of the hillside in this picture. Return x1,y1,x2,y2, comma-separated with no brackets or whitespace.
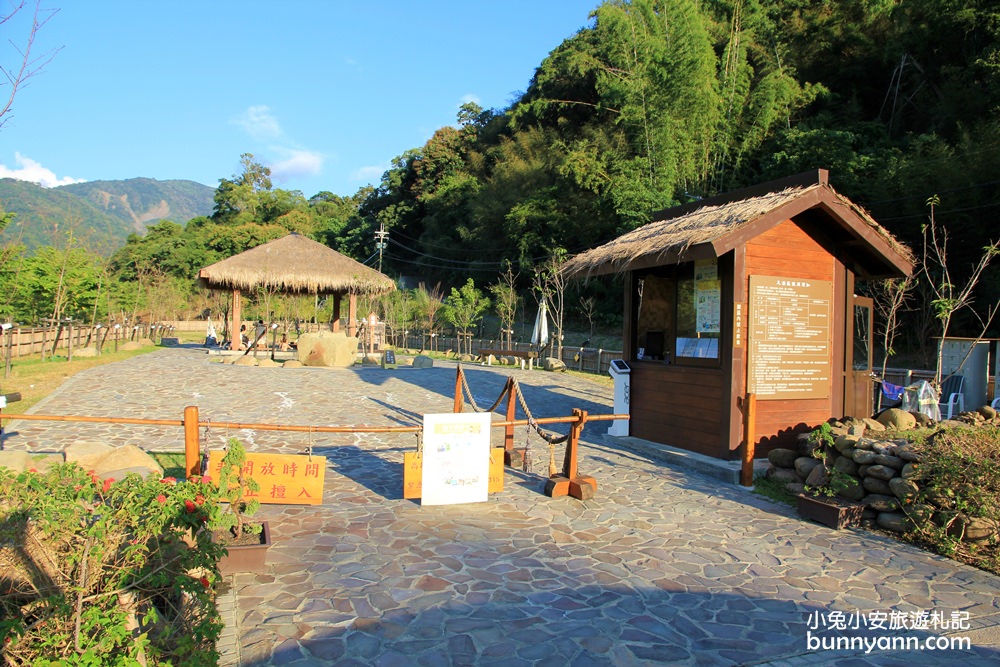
0,177,215,255
60,178,215,232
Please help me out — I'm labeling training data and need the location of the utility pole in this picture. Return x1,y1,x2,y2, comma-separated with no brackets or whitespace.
375,223,388,272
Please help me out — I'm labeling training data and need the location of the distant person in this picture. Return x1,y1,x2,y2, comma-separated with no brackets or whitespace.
254,320,267,349
240,324,249,350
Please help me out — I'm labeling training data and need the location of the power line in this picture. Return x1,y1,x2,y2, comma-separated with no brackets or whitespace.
871,199,1000,222
862,179,1000,207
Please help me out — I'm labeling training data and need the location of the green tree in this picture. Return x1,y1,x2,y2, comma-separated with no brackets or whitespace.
213,153,274,222
490,261,521,348
443,278,490,354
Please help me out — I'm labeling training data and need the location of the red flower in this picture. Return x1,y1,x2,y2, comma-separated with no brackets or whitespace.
200,576,211,589
195,494,205,505
27,468,37,473
184,499,196,513
160,476,177,485
102,478,113,493
156,494,167,504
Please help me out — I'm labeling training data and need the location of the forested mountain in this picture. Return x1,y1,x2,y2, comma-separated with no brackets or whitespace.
61,178,215,233
0,177,214,254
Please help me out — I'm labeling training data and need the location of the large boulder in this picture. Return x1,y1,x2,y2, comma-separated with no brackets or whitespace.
297,330,359,368
794,456,822,479
803,465,830,488
232,355,258,366
542,357,567,372
64,441,116,470
412,355,434,369
877,408,916,430
0,450,32,473
92,444,163,479
767,448,798,469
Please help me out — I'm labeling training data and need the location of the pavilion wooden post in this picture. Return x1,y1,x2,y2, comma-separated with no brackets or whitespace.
740,393,757,487
230,289,242,351
348,293,357,336
332,293,342,332
183,405,200,479
544,408,596,500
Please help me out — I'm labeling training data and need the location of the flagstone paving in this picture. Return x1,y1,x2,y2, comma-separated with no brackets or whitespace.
4,346,1000,665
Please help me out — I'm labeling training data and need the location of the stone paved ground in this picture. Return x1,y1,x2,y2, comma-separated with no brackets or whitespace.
4,347,1000,666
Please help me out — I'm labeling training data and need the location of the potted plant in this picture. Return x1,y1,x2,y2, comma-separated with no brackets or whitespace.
797,423,864,530
210,437,271,574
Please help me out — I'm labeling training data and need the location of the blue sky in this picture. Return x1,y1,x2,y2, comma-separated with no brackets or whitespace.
1,1,599,198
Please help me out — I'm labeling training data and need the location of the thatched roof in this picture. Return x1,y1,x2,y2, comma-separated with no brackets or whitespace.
564,171,915,281
198,233,395,295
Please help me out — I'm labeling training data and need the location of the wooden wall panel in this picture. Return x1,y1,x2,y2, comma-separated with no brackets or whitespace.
745,220,834,280
629,363,724,457
744,219,839,456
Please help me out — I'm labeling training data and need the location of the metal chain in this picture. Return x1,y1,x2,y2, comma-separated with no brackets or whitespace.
200,421,211,475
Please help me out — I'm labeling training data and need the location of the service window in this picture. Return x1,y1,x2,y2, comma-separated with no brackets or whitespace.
634,259,721,367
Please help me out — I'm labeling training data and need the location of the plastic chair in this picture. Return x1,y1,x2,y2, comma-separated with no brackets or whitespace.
939,374,965,419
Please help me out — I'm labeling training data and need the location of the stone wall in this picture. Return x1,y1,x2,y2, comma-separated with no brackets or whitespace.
766,406,998,542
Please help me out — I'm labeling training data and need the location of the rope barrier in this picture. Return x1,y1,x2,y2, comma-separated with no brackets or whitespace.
454,364,570,445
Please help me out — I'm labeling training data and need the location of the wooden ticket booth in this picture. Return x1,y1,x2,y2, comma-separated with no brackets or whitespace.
565,170,914,459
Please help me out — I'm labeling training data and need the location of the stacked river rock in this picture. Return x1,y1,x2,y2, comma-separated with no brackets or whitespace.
766,406,997,542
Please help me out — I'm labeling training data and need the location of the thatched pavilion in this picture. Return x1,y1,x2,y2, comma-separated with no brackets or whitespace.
564,170,915,461
198,233,395,351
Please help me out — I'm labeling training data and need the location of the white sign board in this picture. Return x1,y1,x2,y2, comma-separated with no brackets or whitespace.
421,412,492,506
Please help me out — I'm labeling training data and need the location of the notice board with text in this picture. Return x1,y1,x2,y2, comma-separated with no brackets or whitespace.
748,275,833,399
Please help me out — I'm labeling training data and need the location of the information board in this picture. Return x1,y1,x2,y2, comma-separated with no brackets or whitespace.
421,412,491,505
207,451,326,505
748,275,833,399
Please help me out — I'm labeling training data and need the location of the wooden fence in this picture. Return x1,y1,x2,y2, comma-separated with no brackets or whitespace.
1,323,175,359
2,319,622,377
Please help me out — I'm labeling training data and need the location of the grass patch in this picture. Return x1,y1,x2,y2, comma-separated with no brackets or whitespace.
151,451,187,479
753,473,797,506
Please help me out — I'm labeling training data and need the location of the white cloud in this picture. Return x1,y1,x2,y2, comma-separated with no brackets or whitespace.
351,165,386,184
269,149,324,182
0,153,85,188
232,105,283,140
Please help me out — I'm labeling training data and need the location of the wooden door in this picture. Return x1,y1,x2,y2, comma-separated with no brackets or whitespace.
846,296,874,417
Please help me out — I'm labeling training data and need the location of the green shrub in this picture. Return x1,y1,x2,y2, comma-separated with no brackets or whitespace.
211,437,262,541
0,464,224,666
904,425,1000,573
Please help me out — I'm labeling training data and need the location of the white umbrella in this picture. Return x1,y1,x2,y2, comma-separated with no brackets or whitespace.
531,302,549,348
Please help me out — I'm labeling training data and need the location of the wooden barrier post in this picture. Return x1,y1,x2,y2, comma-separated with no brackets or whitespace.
503,378,524,468
544,408,596,500
740,393,756,487
184,405,201,480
